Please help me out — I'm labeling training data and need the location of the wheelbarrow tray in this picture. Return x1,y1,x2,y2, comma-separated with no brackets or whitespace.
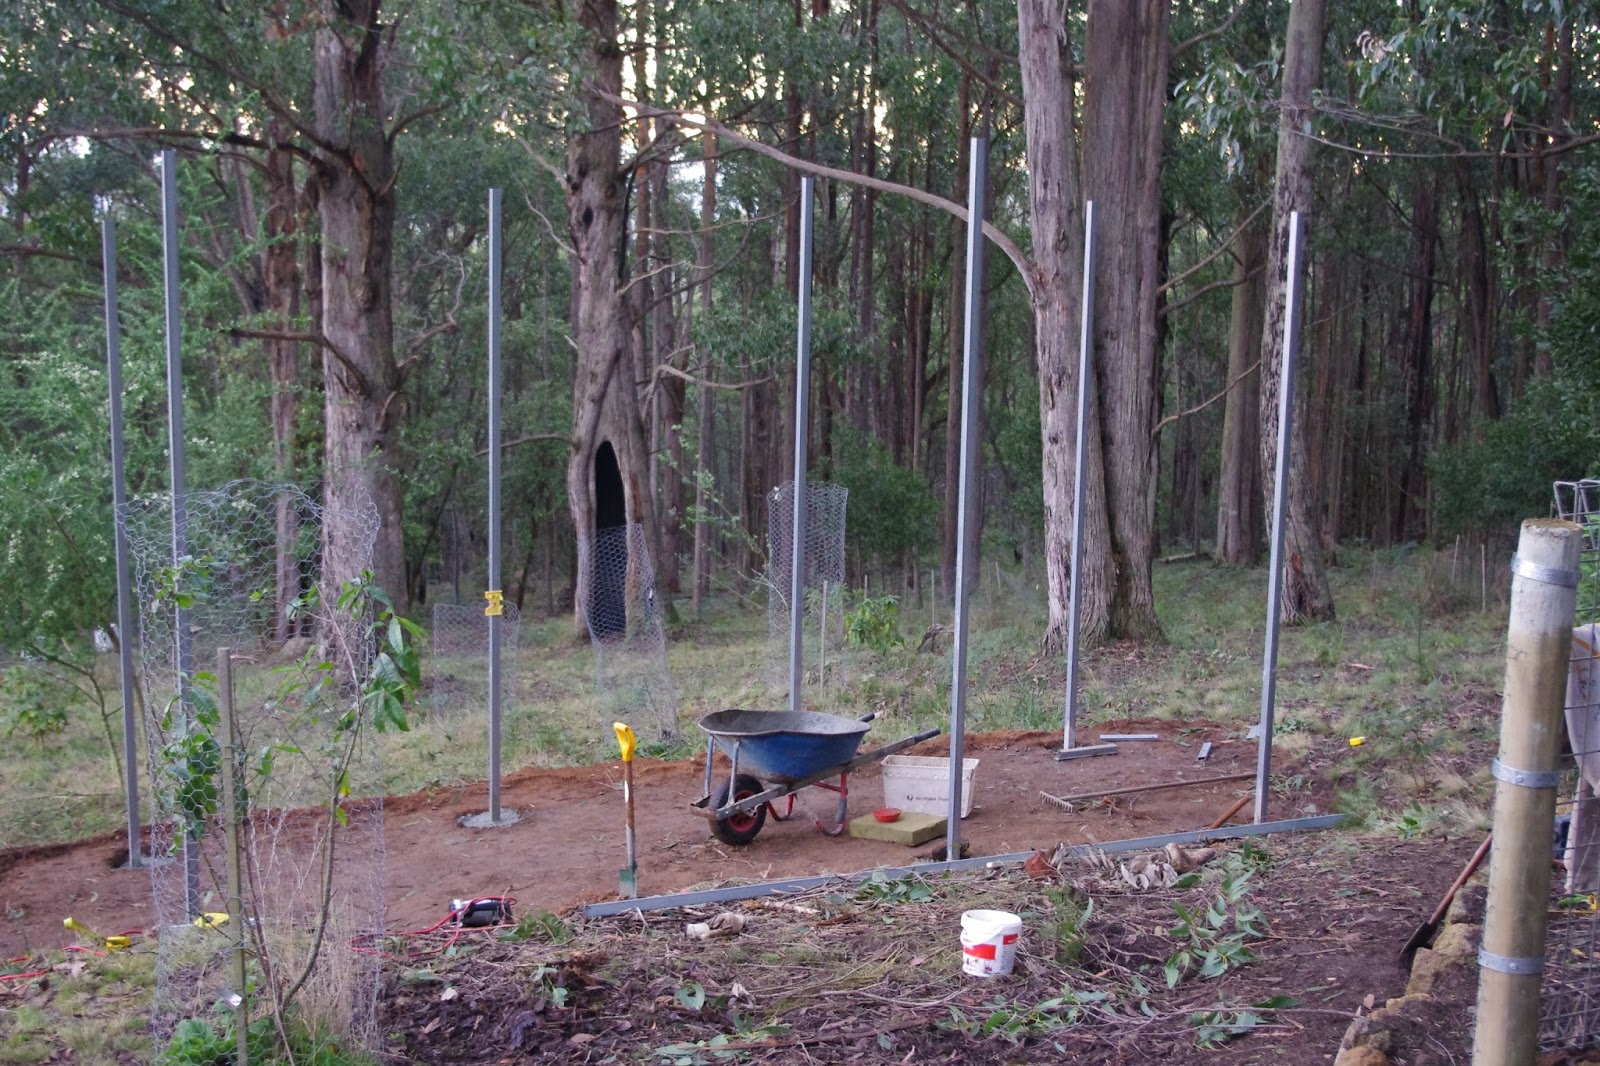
697,709,870,784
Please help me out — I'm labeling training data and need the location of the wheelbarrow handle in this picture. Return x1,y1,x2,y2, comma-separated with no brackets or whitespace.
857,712,877,724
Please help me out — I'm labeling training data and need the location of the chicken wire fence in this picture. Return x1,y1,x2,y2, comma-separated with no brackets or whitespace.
1547,479,1600,1051
765,481,848,705
581,522,678,738
428,602,522,720
121,479,385,1056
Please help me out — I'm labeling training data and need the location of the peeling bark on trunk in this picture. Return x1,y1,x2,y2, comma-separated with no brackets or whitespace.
1258,0,1335,624
1215,205,1265,565
1017,0,1114,653
1083,0,1168,642
565,0,660,635
314,0,405,609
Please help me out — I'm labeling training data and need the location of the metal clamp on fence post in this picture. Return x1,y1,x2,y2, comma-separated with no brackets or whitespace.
1478,948,1545,976
1510,553,1580,589
1489,757,1562,790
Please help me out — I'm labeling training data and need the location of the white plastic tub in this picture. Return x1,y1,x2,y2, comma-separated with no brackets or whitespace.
881,754,978,819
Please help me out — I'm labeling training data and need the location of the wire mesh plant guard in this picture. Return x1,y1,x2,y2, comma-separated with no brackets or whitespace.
429,602,522,720
121,479,386,1055
581,522,678,738
1547,479,1600,1050
766,481,849,704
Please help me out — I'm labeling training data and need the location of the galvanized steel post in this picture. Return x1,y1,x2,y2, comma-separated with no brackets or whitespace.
104,218,142,868
947,138,987,856
160,149,200,915
487,188,504,822
1062,202,1096,754
788,178,815,713
1253,211,1305,825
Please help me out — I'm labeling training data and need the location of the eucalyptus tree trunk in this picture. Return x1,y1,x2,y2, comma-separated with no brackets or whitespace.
313,0,406,608
692,136,716,617
1082,0,1169,641
1258,0,1335,624
1017,0,1114,653
565,0,661,635
1215,206,1265,565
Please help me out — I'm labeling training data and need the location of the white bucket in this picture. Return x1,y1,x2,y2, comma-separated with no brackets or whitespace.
960,909,1022,977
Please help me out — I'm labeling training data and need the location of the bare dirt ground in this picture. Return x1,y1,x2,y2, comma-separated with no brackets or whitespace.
1,719,1304,957
376,830,1485,1065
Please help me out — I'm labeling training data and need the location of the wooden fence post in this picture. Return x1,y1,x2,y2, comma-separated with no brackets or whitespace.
1473,519,1582,1064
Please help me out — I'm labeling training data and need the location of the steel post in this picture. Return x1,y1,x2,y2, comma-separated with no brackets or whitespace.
104,218,142,868
947,137,987,857
1254,211,1305,824
788,177,814,713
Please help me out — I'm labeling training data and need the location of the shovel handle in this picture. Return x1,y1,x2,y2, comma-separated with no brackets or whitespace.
613,722,636,762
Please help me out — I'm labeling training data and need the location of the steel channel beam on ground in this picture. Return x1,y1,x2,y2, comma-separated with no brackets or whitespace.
581,813,1347,918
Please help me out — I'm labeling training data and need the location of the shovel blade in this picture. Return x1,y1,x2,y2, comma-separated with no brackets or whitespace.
618,865,638,899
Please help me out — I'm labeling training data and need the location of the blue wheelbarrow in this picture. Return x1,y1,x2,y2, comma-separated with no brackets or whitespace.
690,709,941,845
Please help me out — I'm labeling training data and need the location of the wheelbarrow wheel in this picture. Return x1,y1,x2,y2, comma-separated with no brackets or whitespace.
711,774,767,845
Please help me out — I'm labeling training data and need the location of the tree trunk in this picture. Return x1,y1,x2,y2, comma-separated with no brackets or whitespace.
1397,179,1437,542
1017,0,1115,653
565,0,660,635
940,92,971,596
1257,0,1335,624
1215,203,1265,564
692,135,716,616
1082,0,1169,641
313,0,406,609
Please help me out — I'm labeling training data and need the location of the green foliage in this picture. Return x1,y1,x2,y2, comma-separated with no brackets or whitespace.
831,427,937,570
1164,863,1265,988
1188,996,1301,1050
854,871,933,904
1042,885,1093,965
500,910,570,944
843,595,905,653
0,666,71,741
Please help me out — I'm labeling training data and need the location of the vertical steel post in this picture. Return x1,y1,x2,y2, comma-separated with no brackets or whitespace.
216,649,248,1066
104,218,142,868
1062,202,1096,753
487,188,504,822
161,149,200,915
788,177,815,714
947,137,987,856
1254,211,1305,825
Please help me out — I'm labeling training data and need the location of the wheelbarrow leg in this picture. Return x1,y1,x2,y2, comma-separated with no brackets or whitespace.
703,736,714,797
810,771,850,837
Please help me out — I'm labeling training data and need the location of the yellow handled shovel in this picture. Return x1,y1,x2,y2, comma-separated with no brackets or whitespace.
614,722,638,899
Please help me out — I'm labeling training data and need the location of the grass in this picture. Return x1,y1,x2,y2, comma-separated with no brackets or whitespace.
0,545,1520,1061
0,546,1509,853
1,948,156,1064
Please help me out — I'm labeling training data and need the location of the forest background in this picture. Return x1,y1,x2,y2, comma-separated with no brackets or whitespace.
1,0,1597,682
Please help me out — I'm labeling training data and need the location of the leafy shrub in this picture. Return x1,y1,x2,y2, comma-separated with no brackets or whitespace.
844,595,905,653
0,666,70,741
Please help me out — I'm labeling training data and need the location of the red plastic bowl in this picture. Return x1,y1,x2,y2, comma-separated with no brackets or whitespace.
872,807,902,823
